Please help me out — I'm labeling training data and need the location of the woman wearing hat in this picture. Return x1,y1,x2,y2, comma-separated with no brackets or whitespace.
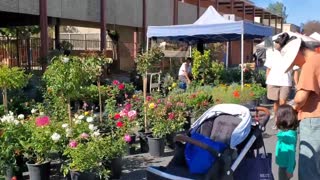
264,33,297,129
278,33,320,180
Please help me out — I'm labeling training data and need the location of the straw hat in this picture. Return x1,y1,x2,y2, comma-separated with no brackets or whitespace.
279,38,302,73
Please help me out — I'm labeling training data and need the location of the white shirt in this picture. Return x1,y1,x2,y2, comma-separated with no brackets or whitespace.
264,49,293,86
178,62,191,76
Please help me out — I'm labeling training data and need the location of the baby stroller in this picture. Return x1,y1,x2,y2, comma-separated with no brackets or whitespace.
146,104,271,180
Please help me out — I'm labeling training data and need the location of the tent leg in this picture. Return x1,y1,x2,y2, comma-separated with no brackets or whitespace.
241,34,244,90
226,42,229,69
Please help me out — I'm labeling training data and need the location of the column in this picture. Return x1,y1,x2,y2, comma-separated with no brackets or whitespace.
100,0,106,51
40,0,48,70
55,18,60,50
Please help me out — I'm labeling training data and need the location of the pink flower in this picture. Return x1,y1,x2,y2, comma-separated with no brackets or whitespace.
124,103,131,111
120,109,128,117
114,113,121,120
118,83,125,90
128,110,137,120
112,80,120,85
157,99,162,103
125,94,128,99
69,140,78,148
124,134,132,143
80,133,89,139
35,116,50,127
168,112,175,120
176,102,185,107
166,102,173,108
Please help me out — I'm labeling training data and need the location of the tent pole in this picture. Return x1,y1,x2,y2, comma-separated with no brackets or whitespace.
241,34,244,90
144,37,149,132
189,45,192,57
226,42,229,69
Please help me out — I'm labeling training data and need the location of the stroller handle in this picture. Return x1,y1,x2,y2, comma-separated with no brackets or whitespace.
251,106,270,129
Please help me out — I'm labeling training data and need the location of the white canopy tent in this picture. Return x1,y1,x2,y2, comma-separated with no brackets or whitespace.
310,32,320,41
146,6,273,88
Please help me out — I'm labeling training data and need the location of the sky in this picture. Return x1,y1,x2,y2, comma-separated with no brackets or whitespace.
252,0,319,26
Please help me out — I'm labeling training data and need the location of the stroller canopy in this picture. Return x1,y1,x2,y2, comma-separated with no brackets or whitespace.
191,104,252,149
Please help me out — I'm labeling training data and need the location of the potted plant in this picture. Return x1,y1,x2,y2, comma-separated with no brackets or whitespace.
60,41,73,56
21,111,65,180
0,112,28,180
0,65,31,114
135,47,164,133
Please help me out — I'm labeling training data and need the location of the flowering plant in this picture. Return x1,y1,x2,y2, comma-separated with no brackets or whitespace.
0,112,29,172
21,110,66,164
146,95,187,138
248,83,267,99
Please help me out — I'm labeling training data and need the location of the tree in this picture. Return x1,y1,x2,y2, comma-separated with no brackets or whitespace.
301,20,320,36
267,2,288,22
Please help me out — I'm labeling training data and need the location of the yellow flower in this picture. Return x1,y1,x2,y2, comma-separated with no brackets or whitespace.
168,87,172,90
132,94,137,99
172,83,177,88
149,103,155,109
84,111,90,116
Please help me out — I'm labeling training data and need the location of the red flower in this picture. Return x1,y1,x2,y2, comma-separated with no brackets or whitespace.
250,92,255,97
114,113,121,120
35,116,50,127
168,112,175,120
112,80,120,85
116,121,124,128
118,83,125,90
233,90,240,98
124,103,132,111
146,96,152,101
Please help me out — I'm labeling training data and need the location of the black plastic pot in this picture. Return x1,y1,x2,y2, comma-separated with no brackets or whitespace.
129,134,136,145
109,157,122,179
70,171,99,180
26,161,51,180
147,135,165,157
4,167,13,180
183,116,192,131
138,131,152,153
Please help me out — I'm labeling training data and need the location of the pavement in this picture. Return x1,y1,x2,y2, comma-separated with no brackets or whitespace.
119,103,299,180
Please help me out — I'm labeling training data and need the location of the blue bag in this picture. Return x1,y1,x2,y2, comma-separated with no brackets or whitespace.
184,133,227,174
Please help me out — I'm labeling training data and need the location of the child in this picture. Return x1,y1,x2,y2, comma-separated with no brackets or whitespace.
275,104,298,180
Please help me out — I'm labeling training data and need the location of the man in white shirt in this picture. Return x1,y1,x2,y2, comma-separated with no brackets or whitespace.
178,57,192,89
265,48,293,127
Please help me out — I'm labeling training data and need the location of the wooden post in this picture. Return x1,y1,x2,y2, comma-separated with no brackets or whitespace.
197,0,200,18
100,0,106,51
173,0,178,25
39,0,48,71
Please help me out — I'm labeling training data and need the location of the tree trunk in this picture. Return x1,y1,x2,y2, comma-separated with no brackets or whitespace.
67,98,72,126
97,80,103,123
143,75,148,133
2,88,8,114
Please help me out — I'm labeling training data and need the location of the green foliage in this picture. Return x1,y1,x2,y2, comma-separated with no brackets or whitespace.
267,2,287,22
0,26,40,39
192,49,225,85
0,112,29,172
0,65,31,90
135,46,164,76
60,41,73,50
249,83,267,99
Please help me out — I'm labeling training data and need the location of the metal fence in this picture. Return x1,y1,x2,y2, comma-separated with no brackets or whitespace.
0,37,137,71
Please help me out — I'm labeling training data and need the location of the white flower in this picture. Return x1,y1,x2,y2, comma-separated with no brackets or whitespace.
31,109,37,114
17,114,25,120
92,131,100,137
62,57,69,63
62,123,69,128
66,128,72,137
75,120,81,124
13,120,20,125
88,124,97,131
39,112,45,116
74,114,79,118
51,133,61,142
86,117,94,123
78,115,85,120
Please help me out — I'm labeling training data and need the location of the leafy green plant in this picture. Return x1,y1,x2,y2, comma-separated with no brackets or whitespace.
0,65,31,114
0,112,29,173
249,83,267,99
135,46,164,77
